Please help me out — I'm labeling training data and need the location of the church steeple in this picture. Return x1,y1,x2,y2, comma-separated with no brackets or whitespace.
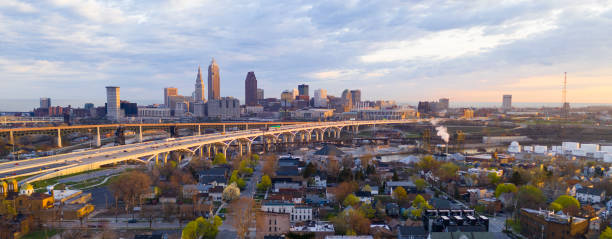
195,65,205,102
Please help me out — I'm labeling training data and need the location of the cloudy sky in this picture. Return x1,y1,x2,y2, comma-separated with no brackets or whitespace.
1,0,612,110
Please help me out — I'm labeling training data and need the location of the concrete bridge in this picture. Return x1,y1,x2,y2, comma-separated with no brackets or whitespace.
0,120,421,184
0,121,306,148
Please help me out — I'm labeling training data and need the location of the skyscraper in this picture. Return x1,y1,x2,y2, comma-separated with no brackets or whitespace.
164,87,178,107
438,98,449,111
314,89,328,108
341,89,352,112
257,88,264,100
40,97,51,109
194,66,205,102
350,90,361,105
208,58,220,100
298,84,309,97
502,95,512,111
106,86,120,121
245,71,257,106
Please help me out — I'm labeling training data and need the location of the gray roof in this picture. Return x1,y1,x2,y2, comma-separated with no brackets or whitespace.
315,144,345,156
576,187,604,195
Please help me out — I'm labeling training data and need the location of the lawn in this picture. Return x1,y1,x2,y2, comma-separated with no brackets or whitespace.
21,229,59,239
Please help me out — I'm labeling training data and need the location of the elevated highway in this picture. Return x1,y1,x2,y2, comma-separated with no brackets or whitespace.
0,120,421,184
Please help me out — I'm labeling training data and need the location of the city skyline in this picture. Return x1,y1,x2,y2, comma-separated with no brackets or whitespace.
1,1,612,106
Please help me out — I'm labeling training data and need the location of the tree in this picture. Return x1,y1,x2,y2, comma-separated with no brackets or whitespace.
417,155,440,173
109,170,152,213
182,216,223,239
229,170,246,189
553,195,580,215
303,162,317,178
601,227,612,239
239,160,253,175
363,185,372,192
213,153,227,165
437,162,459,181
334,181,358,204
549,202,563,212
517,185,545,209
331,208,370,235
257,175,272,191
251,154,260,162
359,203,375,219
411,194,432,219
487,172,501,186
509,171,524,185
414,178,427,191
343,194,360,207
495,183,518,198
232,197,255,239
392,186,409,205
262,154,278,176
222,183,241,201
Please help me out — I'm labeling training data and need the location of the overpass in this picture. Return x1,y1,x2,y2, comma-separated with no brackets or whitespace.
0,120,420,184
0,121,305,148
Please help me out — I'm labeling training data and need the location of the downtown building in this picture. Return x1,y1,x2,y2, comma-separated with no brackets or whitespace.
245,71,258,106
208,58,221,100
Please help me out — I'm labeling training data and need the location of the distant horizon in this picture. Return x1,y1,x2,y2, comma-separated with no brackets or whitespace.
1,98,611,112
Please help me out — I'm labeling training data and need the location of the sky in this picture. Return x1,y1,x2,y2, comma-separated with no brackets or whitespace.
1,0,612,111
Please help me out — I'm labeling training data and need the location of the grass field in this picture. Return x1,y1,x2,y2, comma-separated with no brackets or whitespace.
21,229,59,239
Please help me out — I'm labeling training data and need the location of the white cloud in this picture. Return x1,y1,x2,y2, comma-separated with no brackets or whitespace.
360,12,560,63
0,0,37,13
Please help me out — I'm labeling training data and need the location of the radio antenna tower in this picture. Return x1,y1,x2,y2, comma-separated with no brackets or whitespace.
562,72,569,119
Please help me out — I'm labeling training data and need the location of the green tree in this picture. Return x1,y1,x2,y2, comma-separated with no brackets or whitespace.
495,183,518,198
410,194,432,219
182,216,223,239
257,175,272,191
251,154,260,162
487,172,501,186
213,153,227,165
549,202,563,212
392,186,409,205
517,185,545,209
417,155,440,172
359,203,376,219
553,195,580,210
438,162,459,181
414,178,427,191
601,227,612,239
363,185,372,192
239,160,253,175
343,194,360,207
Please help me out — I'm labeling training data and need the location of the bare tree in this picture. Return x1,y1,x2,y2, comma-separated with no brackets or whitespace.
262,154,278,177
231,197,255,239
109,170,152,213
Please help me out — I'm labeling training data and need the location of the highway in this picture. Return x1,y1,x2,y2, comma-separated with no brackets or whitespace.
0,120,419,184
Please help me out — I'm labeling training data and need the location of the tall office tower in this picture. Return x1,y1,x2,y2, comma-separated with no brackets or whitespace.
40,97,51,109
502,95,512,111
350,90,361,105
292,88,298,99
341,89,352,112
194,66,206,102
438,98,450,111
256,88,264,100
208,58,221,100
298,84,309,97
164,87,178,107
106,86,120,121
314,89,328,108
245,71,258,106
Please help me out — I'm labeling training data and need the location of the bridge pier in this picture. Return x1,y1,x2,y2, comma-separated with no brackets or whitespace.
247,141,252,155
155,154,159,165
96,127,101,147
207,145,211,158
238,142,243,157
213,145,218,155
223,124,226,133
8,130,14,146
222,146,228,157
138,126,143,143
57,128,62,148
199,146,204,158
198,125,201,135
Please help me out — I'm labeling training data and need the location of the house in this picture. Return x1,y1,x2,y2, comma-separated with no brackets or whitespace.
208,186,224,202
568,184,583,197
355,191,372,204
256,212,290,239
397,226,428,239
290,221,335,239
429,232,508,239
386,203,400,217
519,208,588,239
134,233,168,239
312,175,327,188
198,166,230,185
261,201,313,222
576,188,605,204
606,199,612,212
385,181,416,195
182,184,210,198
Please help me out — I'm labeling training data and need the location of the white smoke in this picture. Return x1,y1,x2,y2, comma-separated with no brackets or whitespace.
436,125,450,143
